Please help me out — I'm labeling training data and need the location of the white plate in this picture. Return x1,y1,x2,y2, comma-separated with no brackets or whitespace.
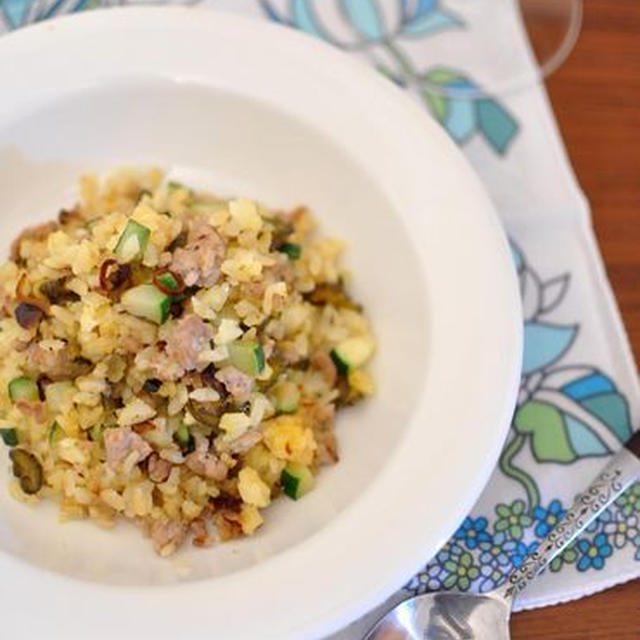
0,7,522,639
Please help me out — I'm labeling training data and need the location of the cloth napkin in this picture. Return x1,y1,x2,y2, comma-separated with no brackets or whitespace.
3,0,640,635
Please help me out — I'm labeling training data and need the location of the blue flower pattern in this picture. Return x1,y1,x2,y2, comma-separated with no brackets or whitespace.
478,531,511,569
454,516,492,549
508,539,539,568
533,499,565,538
408,496,640,594
576,534,614,571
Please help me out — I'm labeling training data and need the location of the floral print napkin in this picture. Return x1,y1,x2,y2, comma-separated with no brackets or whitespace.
3,0,640,635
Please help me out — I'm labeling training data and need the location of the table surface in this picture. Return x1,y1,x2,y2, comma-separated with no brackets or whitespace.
511,1,640,638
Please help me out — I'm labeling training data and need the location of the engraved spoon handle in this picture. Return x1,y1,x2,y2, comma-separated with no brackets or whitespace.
494,431,640,602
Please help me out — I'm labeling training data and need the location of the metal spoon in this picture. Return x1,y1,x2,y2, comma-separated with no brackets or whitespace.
364,431,640,639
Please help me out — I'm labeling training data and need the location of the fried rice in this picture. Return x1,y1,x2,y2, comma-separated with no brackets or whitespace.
0,168,374,555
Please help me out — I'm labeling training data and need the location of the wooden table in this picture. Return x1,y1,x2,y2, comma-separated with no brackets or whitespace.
512,1,640,638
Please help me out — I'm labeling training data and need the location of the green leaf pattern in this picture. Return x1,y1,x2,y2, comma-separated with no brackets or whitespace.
416,241,639,594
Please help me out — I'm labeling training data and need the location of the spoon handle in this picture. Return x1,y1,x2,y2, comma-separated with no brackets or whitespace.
494,430,640,602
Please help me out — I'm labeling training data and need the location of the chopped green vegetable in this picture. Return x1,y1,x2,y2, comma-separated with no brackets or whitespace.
39,279,80,304
330,350,349,376
270,219,294,252
174,423,195,454
167,182,194,201
114,219,150,262
0,428,18,446
278,243,301,260
143,378,162,393
281,463,314,500
88,424,104,443
274,381,300,414
14,301,45,329
9,448,43,494
8,377,39,403
156,272,181,292
228,341,265,377
121,284,171,324
48,421,65,447
330,336,374,374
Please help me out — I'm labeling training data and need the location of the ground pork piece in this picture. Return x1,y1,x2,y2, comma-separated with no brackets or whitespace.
146,352,184,382
315,429,339,465
277,341,302,365
309,403,338,465
165,314,213,372
239,280,267,298
190,517,211,548
310,350,338,387
214,510,243,542
239,261,293,300
104,427,152,471
169,220,226,287
10,221,59,262
15,400,47,423
310,402,335,424
266,261,295,287
26,342,92,381
131,421,155,435
218,428,263,455
185,450,228,481
214,365,253,397
150,518,187,555
157,251,172,268
185,437,228,481
146,452,172,483
27,342,66,377
120,335,143,354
